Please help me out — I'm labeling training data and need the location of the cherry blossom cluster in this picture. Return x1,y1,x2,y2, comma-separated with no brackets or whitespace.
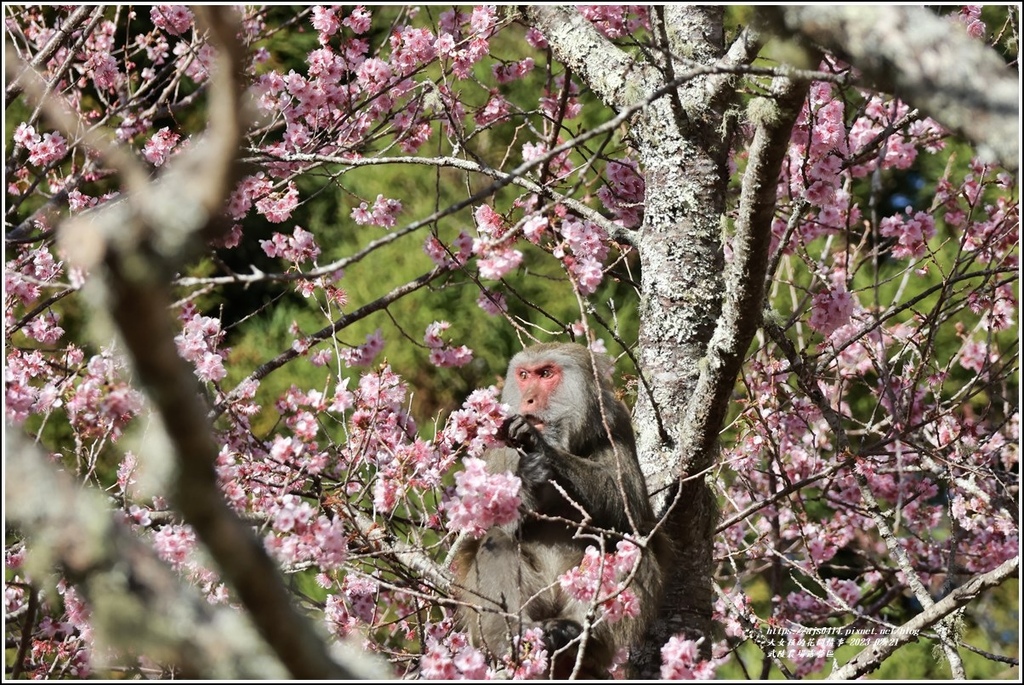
660,635,716,680
713,60,1019,668
263,493,348,570
351,194,403,228
438,386,507,459
148,522,229,605
142,127,182,167
338,328,385,368
954,5,986,38
5,551,89,678
577,5,651,39
12,124,67,168
4,5,1017,680
150,5,194,37
424,320,474,368
445,457,521,537
339,365,417,473
65,350,146,442
776,74,944,253
424,230,474,270
558,540,641,624
500,627,551,679
472,204,523,281
877,208,937,260
553,216,611,295
597,159,646,228
260,225,322,265
521,140,574,179
174,305,229,383
5,245,66,346
419,625,490,680
255,182,301,224
807,285,856,337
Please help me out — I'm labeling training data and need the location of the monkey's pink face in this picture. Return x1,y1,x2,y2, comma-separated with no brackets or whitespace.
512,361,563,429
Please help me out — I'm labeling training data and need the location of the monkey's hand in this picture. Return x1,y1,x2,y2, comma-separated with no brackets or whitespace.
540,617,582,652
500,414,543,450
500,414,552,484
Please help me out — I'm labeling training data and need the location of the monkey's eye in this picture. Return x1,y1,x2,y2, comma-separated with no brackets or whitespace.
538,367,553,378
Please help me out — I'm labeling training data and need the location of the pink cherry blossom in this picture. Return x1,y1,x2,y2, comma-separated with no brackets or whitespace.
446,457,521,537
150,6,194,36
660,635,715,679
339,328,385,367
142,127,181,166
342,6,372,34
255,182,300,223
260,225,321,264
808,286,856,337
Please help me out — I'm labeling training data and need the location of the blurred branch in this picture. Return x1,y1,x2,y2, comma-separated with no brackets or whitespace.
759,5,1019,169
5,427,290,680
12,6,384,679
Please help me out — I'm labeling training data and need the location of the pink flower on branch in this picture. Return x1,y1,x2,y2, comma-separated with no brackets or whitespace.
227,173,274,220
446,457,521,537
558,541,643,624
311,6,340,43
424,321,473,368
351,194,403,228
879,208,936,260
579,5,650,39
476,246,523,280
15,125,67,168
439,386,506,459
476,289,507,315
420,630,490,680
503,627,551,679
259,225,321,264
339,328,385,368
424,230,473,269
175,311,228,383
492,57,534,84
660,635,716,680
142,127,181,167
150,5,194,36
597,159,645,228
255,181,300,223
808,286,856,337
342,5,372,34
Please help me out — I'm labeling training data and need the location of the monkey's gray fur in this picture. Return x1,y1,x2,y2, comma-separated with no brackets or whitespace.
453,343,672,679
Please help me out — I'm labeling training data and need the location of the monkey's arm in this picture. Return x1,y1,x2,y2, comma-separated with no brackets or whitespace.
502,415,651,533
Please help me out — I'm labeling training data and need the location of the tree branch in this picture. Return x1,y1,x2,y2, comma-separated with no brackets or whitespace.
19,7,380,679
677,75,810,473
4,5,97,107
5,427,289,679
828,556,1019,680
519,5,659,110
759,5,1019,169
212,268,443,418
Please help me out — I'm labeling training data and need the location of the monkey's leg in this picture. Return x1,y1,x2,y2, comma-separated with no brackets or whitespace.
459,529,531,656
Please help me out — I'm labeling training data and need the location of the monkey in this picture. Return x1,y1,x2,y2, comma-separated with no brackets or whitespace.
452,342,670,679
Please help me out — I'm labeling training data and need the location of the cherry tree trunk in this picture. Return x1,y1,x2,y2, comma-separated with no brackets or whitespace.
629,7,730,674
523,5,733,676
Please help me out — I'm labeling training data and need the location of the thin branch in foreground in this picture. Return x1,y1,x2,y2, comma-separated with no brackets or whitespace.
828,556,1019,680
5,426,290,680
